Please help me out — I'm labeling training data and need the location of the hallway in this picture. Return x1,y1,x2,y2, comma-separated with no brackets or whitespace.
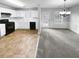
37,29,79,58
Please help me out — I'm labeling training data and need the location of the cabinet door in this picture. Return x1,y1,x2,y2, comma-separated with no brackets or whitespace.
0,24,6,36
16,11,25,17
10,10,16,17
31,10,38,18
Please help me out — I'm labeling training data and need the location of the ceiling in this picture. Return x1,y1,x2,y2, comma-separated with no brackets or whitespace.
0,0,79,9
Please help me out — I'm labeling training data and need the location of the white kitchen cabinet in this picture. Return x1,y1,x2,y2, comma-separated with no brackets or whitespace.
15,10,38,18
15,11,25,17
31,10,38,18
10,10,16,17
0,24,6,37
25,10,38,18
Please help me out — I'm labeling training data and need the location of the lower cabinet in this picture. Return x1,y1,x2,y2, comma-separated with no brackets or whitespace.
0,24,6,36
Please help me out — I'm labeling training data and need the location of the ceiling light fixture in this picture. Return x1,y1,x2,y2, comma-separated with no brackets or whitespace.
7,0,25,7
59,0,71,17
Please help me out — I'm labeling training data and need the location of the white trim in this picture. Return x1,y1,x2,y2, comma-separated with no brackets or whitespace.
34,35,40,58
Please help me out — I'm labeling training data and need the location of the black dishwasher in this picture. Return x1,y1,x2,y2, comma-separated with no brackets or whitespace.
30,22,36,30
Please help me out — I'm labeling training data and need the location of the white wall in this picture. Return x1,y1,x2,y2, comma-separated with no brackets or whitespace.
41,8,70,28
70,5,79,34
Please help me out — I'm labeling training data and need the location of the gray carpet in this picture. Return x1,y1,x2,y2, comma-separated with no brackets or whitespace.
37,29,79,58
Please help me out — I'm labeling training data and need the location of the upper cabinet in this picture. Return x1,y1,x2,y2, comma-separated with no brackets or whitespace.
0,7,38,19
15,11,25,17
26,10,38,18
15,10,38,19
31,10,38,18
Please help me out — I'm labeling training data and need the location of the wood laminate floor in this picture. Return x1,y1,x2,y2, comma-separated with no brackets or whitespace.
37,29,79,58
0,29,38,58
